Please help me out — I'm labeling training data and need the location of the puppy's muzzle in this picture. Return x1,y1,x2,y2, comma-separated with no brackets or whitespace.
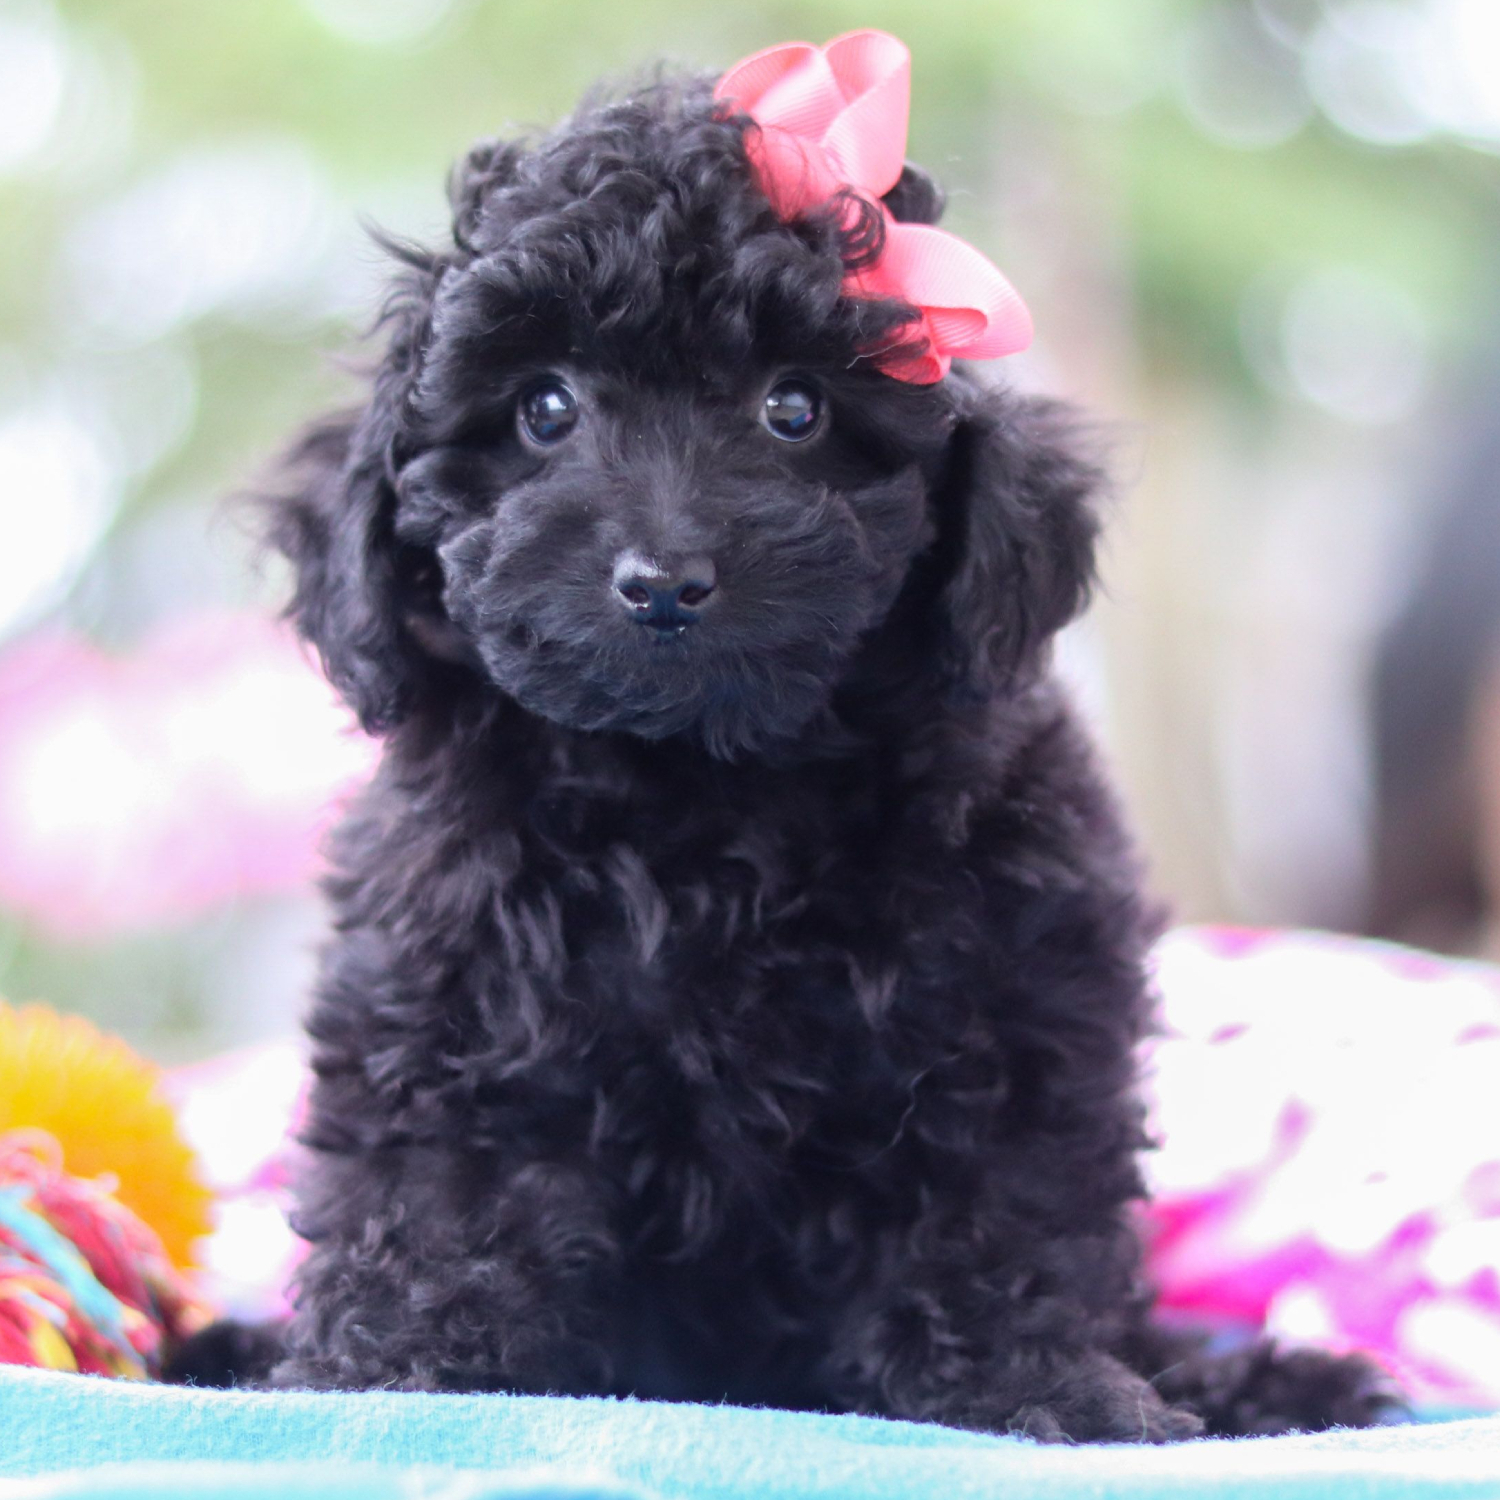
612,551,717,634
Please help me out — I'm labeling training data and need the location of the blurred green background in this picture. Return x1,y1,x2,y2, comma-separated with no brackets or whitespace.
2,0,1498,1057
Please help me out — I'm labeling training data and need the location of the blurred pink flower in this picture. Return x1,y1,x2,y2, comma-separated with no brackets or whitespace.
0,612,376,938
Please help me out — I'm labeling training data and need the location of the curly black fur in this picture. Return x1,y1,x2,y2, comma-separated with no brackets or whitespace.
217,74,1401,1440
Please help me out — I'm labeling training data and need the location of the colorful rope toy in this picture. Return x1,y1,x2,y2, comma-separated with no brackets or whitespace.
0,1003,212,1378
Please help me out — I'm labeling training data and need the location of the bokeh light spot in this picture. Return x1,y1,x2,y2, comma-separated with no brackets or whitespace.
302,0,460,48
0,0,68,174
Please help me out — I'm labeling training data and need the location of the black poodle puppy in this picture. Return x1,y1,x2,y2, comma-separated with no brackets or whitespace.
241,70,1396,1440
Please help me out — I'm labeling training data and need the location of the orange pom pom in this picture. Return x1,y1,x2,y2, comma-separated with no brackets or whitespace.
0,1003,213,1269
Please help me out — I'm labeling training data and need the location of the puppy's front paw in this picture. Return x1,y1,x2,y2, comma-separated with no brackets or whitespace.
1158,1341,1406,1436
1005,1393,1202,1445
1000,1353,1205,1444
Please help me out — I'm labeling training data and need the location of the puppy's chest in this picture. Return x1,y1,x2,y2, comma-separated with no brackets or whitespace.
504,827,886,1032
461,790,980,1135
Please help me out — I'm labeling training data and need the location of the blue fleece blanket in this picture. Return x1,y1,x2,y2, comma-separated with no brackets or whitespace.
1,1367,1497,1499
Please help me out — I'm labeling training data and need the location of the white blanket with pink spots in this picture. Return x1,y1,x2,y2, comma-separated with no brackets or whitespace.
171,925,1500,1414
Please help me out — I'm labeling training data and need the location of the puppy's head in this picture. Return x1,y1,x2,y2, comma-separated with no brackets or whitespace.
271,79,1100,757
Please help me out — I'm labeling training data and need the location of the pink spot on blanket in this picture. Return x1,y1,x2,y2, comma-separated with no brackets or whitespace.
1207,1022,1249,1045
1464,1163,1500,1217
1456,1023,1500,1045
1189,925,1278,960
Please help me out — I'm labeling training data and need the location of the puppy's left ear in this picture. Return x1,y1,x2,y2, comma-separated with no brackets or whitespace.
932,385,1104,693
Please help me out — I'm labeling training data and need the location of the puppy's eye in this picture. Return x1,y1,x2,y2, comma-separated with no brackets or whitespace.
519,381,579,445
762,380,823,442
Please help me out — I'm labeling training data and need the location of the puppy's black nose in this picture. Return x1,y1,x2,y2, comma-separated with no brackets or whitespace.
612,552,717,631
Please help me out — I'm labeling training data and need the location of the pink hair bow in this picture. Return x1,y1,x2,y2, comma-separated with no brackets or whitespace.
715,30,1033,384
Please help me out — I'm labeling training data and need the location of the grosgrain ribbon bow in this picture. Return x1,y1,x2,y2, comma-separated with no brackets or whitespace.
714,30,1033,383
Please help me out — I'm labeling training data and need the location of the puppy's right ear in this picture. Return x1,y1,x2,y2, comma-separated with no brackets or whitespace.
265,268,440,733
